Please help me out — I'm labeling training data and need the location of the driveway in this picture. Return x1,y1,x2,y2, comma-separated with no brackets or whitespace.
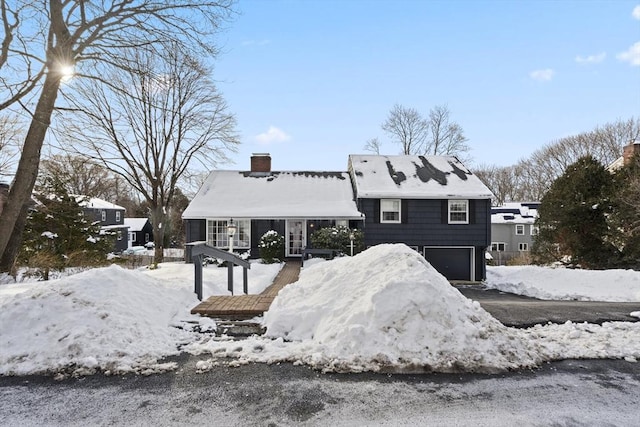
455,285,640,328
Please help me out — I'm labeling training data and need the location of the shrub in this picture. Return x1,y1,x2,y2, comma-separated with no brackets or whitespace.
309,226,364,256
259,230,284,263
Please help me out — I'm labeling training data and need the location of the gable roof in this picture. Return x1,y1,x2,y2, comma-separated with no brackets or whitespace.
74,196,125,211
124,218,150,232
491,202,539,224
348,155,494,199
182,170,363,220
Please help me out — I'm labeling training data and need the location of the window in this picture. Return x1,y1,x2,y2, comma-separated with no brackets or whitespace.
207,220,250,249
129,232,135,241
380,199,401,223
448,200,468,224
518,242,529,251
115,211,121,222
117,230,122,241
145,233,150,243
515,224,525,235
530,225,539,236
101,210,106,222
491,242,506,251
335,219,348,228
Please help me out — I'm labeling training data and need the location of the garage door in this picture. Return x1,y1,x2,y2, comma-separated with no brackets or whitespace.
423,247,473,281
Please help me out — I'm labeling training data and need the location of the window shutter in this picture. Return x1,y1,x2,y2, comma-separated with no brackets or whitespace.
373,199,380,223
441,200,448,224
469,200,476,224
401,200,409,224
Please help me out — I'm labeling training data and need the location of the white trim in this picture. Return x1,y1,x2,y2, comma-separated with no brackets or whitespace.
448,199,469,224
286,219,306,257
518,242,529,251
491,242,506,251
515,224,525,235
206,219,251,249
423,245,475,281
380,199,401,224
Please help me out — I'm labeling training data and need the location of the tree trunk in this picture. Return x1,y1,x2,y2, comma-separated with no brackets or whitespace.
150,207,166,265
0,203,30,277
0,74,61,272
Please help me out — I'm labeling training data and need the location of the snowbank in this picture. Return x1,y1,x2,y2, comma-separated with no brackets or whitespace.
486,266,640,302
260,244,542,372
0,265,196,376
0,261,282,377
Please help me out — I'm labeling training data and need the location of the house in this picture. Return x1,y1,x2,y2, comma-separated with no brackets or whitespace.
348,155,493,281
183,153,494,281
124,218,153,248
607,140,640,172
182,154,364,261
489,202,539,265
76,196,129,253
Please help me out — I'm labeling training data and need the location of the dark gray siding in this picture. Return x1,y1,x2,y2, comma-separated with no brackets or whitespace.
184,219,206,261
360,198,490,246
359,198,490,280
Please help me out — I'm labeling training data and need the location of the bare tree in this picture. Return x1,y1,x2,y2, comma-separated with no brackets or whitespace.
381,104,429,155
39,154,121,201
363,137,382,154
0,115,20,179
473,117,639,205
0,0,236,272
426,104,471,161
62,46,239,264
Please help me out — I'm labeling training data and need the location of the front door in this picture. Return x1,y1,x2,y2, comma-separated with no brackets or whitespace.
286,220,306,257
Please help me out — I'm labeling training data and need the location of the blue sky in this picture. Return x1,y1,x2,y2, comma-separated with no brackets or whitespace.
212,0,640,171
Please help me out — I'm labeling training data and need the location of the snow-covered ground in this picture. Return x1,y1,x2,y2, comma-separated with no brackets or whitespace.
486,265,640,302
1,244,639,377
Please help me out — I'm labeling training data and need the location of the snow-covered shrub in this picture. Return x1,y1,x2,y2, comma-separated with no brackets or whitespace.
259,230,284,263
310,226,364,256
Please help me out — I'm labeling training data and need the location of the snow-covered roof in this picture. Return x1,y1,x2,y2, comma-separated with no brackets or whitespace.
182,170,363,219
348,155,494,199
124,218,150,232
74,196,125,211
491,202,539,224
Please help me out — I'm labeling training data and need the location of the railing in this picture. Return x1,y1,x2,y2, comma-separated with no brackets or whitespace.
186,242,251,301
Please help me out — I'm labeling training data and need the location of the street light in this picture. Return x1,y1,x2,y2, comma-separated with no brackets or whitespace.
227,219,237,253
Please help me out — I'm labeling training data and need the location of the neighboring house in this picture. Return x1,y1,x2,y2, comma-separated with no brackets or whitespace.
183,153,494,281
124,218,153,248
76,196,129,253
348,155,493,281
490,202,539,264
607,140,640,172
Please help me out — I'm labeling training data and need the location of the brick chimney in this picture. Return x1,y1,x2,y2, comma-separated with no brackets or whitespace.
622,141,640,166
250,153,271,173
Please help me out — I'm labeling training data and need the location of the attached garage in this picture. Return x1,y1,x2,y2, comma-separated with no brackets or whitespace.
423,246,475,282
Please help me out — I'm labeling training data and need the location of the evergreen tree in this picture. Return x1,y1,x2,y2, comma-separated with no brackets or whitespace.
609,152,640,269
532,155,619,269
19,177,113,280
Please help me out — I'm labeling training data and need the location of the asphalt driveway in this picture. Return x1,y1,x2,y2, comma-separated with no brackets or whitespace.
455,285,640,328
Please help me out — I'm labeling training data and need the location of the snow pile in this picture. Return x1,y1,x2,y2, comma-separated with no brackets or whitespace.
486,266,640,302
0,265,197,376
261,244,542,373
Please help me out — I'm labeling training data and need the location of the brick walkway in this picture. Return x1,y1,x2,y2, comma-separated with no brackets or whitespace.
190,260,301,319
